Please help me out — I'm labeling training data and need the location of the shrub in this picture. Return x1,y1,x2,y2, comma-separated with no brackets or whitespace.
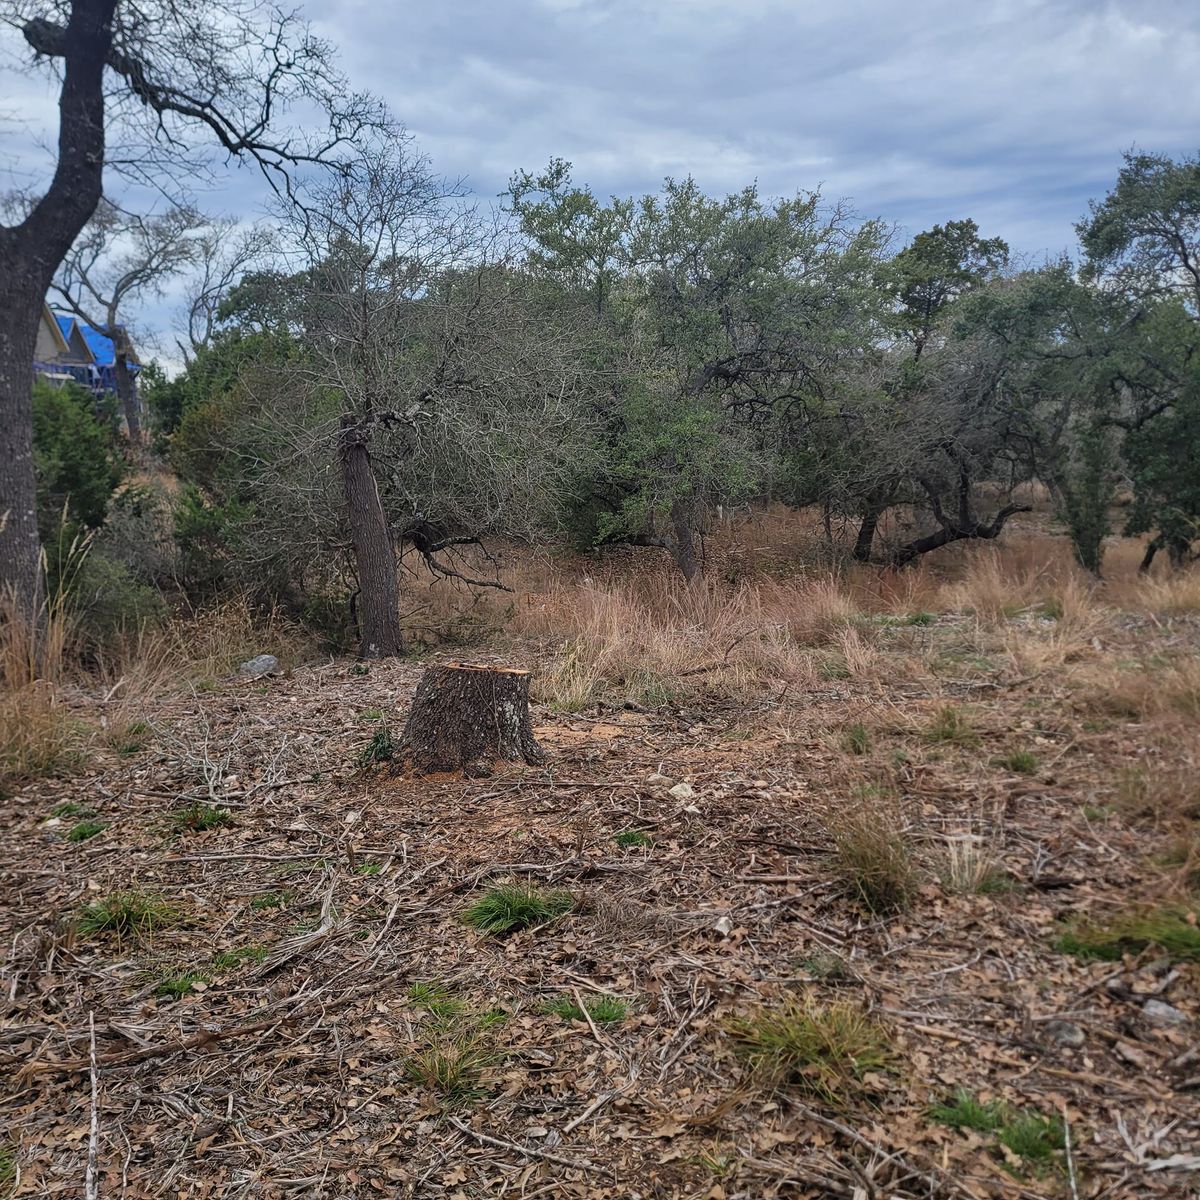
463,884,574,934
78,891,178,941
729,995,894,1100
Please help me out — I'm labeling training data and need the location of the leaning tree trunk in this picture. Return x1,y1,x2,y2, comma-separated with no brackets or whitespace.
339,416,404,658
399,663,545,777
0,0,114,626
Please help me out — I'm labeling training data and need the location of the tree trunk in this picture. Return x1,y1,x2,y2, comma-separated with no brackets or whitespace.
890,503,1032,567
1138,538,1159,575
0,283,44,619
113,348,140,444
339,417,403,658
852,502,884,563
0,0,115,622
399,663,545,776
669,501,701,583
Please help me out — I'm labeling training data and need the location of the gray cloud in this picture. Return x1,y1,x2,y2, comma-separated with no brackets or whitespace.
3,0,1198,358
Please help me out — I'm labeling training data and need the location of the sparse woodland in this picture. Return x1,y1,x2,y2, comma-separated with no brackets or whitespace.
1,3,1199,1197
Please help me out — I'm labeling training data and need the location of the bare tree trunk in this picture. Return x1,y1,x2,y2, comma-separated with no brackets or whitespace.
399,663,545,776
113,348,140,444
339,418,403,658
0,283,44,616
0,0,115,621
669,501,701,583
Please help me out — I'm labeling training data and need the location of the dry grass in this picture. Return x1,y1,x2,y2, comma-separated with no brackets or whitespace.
826,793,920,913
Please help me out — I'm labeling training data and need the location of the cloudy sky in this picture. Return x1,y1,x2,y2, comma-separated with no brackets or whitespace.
3,0,1199,352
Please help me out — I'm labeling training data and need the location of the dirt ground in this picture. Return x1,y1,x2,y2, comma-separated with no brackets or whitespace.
2,552,1199,1199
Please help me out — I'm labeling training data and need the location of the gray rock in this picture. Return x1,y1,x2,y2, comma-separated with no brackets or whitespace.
1143,999,1189,1027
238,654,279,678
1043,1019,1086,1048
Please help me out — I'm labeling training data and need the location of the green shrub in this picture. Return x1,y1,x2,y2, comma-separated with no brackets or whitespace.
463,884,574,934
357,723,395,766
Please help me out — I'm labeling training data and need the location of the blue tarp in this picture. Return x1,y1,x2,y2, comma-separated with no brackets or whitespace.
52,312,139,370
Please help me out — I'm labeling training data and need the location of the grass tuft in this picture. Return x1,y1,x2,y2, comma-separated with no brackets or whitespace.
543,993,630,1024
930,1088,1006,1133
843,722,871,756
169,802,234,834
405,1032,497,1102
463,884,574,934
1056,903,1200,962
999,748,1038,775
926,704,980,747
78,890,179,942
827,799,919,914
615,829,653,849
408,980,466,1022
997,1112,1065,1166
66,818,107,843
729,995,894,1101
154,969,208,999
356,723,394,766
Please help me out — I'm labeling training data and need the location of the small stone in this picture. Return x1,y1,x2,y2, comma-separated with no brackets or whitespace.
1043,1019,1086,1048
668,782,695,800
238,653,279,678
712,915,734,936
647,772,675,786
1143,999,1189,1027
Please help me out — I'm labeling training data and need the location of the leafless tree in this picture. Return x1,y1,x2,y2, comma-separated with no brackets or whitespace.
0,0,386,621
180,218,274,358
51,198,207,441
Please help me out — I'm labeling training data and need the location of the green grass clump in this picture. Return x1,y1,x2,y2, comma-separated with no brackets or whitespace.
348,663,370,676
999,749,1038,775
78,890,178,942
930,1088,1006,1132
353,861,383,875
169,802,234,833
926,704,980,747
356,723,394,766
249,890,291,911
728,995,894,1101
543,993,630,1024
463,884,574,934
1056,904,1200,962
66,819,107,842
52,800,91,818
210,944,267,970
997,1112,1064,1166
0,1143,14,1195
905,611,936,627
154,969,208,999
843,722,871,755
615,829,653,849
408,980,467,1022
405,1032,497,1103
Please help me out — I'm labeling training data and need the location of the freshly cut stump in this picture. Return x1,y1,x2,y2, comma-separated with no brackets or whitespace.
398,663,545,776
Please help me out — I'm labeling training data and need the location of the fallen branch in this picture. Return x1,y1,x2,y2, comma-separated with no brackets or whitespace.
446,1115,615,1178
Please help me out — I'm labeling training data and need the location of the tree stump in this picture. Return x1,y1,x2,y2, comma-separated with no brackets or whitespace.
398,663,545,776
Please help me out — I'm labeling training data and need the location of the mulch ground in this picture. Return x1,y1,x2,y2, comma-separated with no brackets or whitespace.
1,616,1197,1199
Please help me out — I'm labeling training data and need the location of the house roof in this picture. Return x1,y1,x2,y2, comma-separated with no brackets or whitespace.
52,313,138,367
40,304,71,355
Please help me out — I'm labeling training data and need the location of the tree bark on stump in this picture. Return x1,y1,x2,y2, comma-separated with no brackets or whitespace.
399,664,545,776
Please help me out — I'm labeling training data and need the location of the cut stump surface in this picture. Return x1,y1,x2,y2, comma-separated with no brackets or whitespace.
398,663,545,777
